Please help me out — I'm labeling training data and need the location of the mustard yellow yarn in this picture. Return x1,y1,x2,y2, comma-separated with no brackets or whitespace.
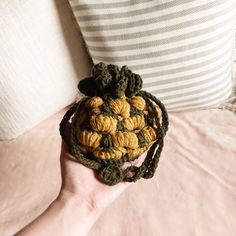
143,127,157,143
91,107,101,114
123,115,145,130
109,96,130,118
130,96,146,110
59,62,169,186
93,149,123,160
155,107,162,118
127,146,148,158
74,95,162,160
85,96,104,108
90,114,117,134
78,130,101,149
112,131,139,149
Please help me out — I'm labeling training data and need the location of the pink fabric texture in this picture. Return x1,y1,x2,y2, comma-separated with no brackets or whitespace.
0,108,235,236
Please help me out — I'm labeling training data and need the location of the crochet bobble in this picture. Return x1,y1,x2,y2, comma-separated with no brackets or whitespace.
78,62,142,99
60,63,169,186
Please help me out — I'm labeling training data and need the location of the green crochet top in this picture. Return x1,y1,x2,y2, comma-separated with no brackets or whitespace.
60,62,169,186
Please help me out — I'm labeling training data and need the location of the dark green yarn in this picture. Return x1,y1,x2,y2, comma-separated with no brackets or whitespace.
59,62,169,186
125,71,142,97
116,120,125,131
107,64,120,80
137,130,147,148
144,113,155,126
77,77,98,97
99,164,124,186
129,106,142,116
100,102,114,116
139,90,169,136
93,63,113,94
59,102,78,147
107,64,128,98
78,62,142,99
101,134,113,151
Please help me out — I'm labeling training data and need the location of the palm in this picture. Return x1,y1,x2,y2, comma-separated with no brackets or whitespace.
59,143,146,212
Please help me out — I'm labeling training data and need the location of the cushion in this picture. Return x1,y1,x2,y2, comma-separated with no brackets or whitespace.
68,0,236,111
0,0,92,140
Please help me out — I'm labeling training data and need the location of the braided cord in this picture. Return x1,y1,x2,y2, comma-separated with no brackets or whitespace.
122,90,168,182
139,90,169,135
59,102,78,147
141,90,168,178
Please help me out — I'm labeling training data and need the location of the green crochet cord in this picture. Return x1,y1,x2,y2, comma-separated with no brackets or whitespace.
59,62,169,186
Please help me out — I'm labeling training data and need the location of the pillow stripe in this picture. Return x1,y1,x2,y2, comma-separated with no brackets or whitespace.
87,17,233,52
140,44,232,81
162,81,232,108
70,0,148,9
78,1,232,30
69,0,235,111
146,66,231,95
132,38,232,73
159,69,230,101
144,63,231,91
143,63,231,98
165,82,232,108
75,0,203,22
82,6,234,42
157,71,231,100
73,0,195,17
90,29,232,62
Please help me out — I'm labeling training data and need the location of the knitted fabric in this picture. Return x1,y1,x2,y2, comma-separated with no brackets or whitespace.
60,62,169,186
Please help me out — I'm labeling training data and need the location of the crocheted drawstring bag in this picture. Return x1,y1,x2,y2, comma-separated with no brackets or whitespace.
60,62,169,186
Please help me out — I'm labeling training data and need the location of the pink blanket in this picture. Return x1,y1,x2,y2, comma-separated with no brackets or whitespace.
0,108,236,236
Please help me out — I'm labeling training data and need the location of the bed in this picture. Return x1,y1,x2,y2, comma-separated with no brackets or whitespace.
0,108,236,236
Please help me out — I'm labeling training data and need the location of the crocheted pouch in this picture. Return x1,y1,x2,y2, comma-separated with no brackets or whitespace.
60,63,169,186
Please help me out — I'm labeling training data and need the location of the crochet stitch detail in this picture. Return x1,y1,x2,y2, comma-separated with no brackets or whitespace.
60,62,169,186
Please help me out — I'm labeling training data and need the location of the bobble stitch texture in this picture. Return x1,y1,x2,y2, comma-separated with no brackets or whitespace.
60,63,169,186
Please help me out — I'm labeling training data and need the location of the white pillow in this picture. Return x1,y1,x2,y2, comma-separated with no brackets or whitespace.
68,0,236,111
0,0,92,140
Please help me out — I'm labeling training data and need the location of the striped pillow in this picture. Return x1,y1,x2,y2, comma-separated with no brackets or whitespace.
68,0,236,111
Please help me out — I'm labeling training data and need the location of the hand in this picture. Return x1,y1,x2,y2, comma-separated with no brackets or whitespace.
15,141,146,236
59,141,147,216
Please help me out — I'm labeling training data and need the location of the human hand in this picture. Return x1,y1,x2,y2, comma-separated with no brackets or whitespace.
15,141,146,236
59,141,147,216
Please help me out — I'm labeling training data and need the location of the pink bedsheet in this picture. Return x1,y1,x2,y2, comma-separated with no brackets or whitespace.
0,108,235,236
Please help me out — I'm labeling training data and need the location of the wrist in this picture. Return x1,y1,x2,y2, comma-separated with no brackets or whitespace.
15,190,100,236
56,190,101,220
42,190,101,236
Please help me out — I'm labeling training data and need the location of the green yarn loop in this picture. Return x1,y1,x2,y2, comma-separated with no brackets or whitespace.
99,164,124,186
